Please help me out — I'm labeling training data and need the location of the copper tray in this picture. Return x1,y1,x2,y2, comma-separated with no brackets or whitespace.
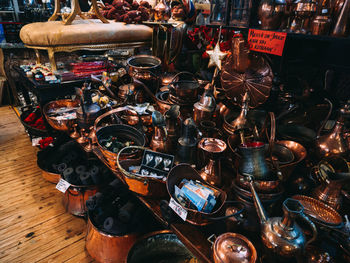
292,195,343,228
221,54,273,108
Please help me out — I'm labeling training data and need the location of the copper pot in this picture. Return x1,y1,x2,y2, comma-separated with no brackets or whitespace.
86,211,139,263
96,124,146,170
169,72,199,101
127,55,162,93
116,146,168,197
258,0,287,30
62,183,99,216
43,99,79,131
210,233,257,263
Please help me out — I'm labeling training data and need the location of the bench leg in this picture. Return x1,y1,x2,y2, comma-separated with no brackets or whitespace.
35,49,41,65
47,49,57,72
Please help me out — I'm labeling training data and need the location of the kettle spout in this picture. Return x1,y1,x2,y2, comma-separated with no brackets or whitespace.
245,175,268,223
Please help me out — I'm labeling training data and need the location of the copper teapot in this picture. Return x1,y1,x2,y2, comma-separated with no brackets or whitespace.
246,175,317,259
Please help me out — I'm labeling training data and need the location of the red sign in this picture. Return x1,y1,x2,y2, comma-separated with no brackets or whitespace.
248,29,287,56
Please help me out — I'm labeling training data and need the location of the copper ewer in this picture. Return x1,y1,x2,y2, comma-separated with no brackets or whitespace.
86,211,139,263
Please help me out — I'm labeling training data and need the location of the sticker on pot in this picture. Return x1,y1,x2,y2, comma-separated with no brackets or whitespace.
56,178,71,193
169,198,188,221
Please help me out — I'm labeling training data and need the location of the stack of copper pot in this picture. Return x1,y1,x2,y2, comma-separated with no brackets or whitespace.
232,141,284,232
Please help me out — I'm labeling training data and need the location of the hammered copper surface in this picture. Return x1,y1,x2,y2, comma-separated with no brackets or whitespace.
292,195,343,227
221,54,272,108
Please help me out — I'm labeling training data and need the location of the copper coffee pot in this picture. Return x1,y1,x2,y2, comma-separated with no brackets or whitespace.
198,138,227,187
193,84,216,124
247,175,318,260
150,111,172,153
316,100,350,158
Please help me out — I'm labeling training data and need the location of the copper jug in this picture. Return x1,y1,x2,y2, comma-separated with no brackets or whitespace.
238,141,271,180
177,118,199,164
150,111,172,153
247,176,318,259
312,167,350,210
316,101,349,158
193,84,216,124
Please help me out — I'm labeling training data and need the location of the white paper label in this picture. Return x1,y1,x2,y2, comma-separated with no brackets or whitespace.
32,137,42,146
56,178,71,193
169,198,188,221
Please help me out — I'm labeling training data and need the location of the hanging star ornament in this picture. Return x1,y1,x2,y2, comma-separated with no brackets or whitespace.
206,42,227,70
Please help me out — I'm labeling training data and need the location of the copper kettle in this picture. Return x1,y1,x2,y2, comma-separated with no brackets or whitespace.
246,175,317,259
316,100,350,158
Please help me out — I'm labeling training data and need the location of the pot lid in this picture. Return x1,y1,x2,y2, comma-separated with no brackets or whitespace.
214,233,257,263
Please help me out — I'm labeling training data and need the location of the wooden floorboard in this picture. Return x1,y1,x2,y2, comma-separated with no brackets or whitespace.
0,106,94,263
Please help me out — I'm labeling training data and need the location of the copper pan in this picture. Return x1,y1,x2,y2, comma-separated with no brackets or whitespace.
166,164,227,226
43,99,79,131
232,181,284,201
116,146,168,197
86,211,139,263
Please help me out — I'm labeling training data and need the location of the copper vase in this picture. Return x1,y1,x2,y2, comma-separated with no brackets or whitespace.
198,138,227,187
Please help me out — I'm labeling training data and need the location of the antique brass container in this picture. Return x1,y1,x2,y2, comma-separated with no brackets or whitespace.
247,176,317,259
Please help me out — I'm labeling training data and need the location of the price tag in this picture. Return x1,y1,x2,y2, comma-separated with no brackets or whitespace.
56,178,71,193
248,29,287,56
169,198,188,221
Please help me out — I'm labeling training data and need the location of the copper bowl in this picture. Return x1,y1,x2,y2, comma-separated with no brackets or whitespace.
236,172,282,193
292,195,343,228
166,164,227,226
43,99,79,131
232,181,284,201
277,140,307,181
86,211,139,263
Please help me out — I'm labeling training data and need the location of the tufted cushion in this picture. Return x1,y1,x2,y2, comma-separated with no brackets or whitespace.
20,19,152,47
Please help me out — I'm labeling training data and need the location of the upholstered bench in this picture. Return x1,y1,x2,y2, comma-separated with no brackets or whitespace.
20,19,152,71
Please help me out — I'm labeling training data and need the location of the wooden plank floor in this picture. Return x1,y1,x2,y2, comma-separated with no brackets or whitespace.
0,106,95,263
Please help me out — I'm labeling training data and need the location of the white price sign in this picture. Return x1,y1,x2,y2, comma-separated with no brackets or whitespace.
56,178,71,193
169,198,188,221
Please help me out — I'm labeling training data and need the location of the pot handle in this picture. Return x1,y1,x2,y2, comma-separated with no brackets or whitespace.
170,71,197,84
206,201,245,222
93,106,137,133
298,211,318,249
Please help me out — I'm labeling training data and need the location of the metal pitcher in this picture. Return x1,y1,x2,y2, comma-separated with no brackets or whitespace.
247,176,317,260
